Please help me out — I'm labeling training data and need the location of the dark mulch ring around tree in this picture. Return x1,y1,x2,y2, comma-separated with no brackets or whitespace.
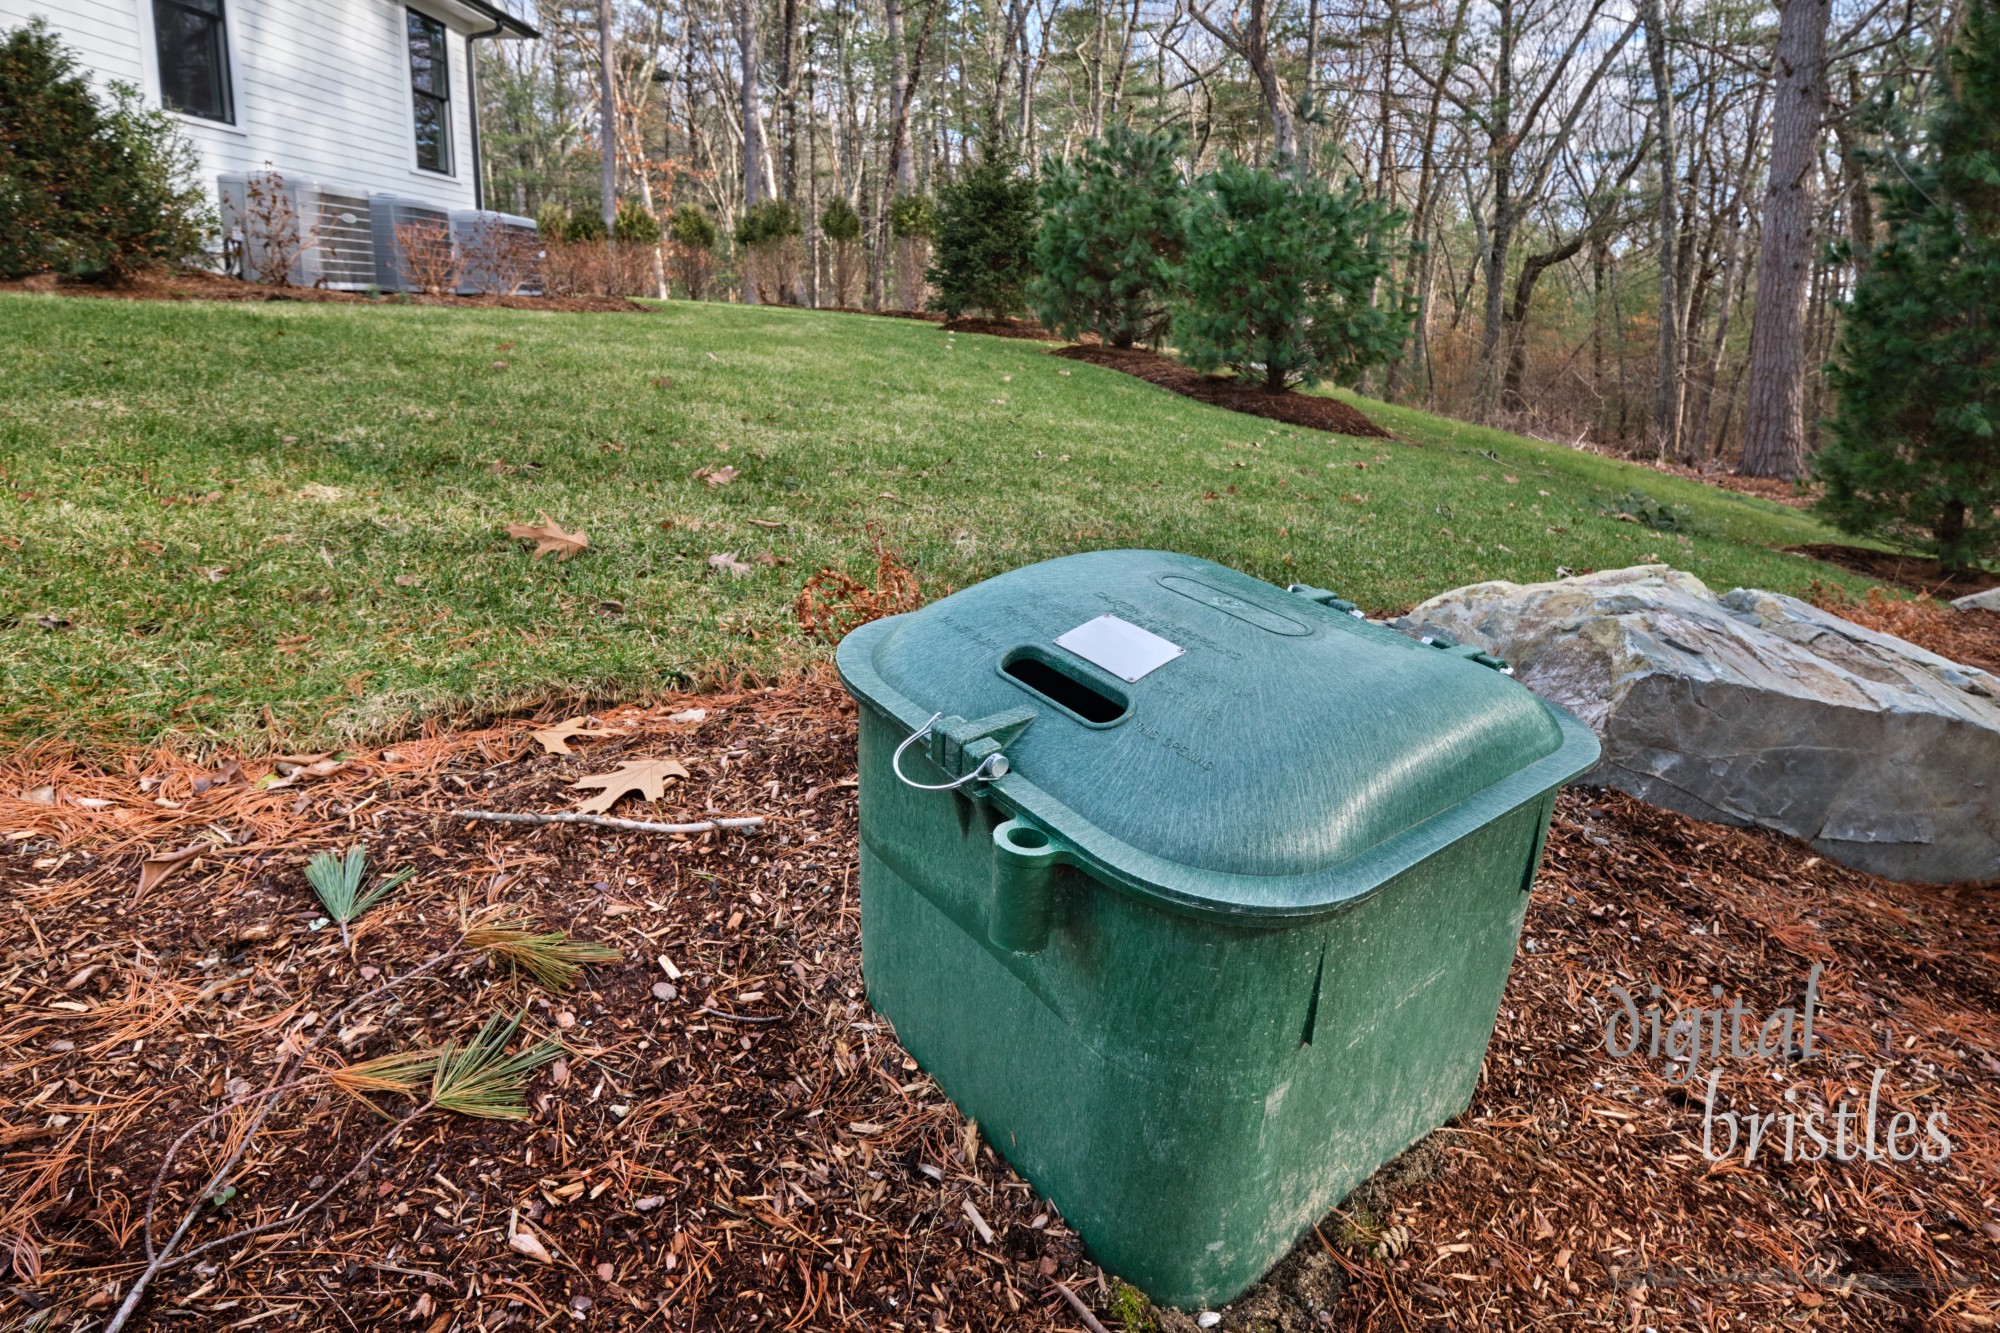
1789,542,2000,596
1052,343,1393,440
3,675,1998,1331
0,267,653,314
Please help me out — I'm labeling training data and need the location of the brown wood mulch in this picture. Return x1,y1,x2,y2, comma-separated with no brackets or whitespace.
0,268,652,314
941,316,1066,341
815,307,945,322
1052,343,1392,440
1631,459,1821,510
3,673,1997,1329
1809,584,2000,676
1789,542,2000,598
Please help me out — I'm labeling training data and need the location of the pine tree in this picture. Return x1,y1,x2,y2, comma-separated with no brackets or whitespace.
1816,0,2000,573
735,199,803,304
820,196,864,306
666,204,717,300
0,20,210,280
668,203,718,252
1031,126,1188,348
928,147,1038,319
820,196,862,244
613,199,660,244
1173,162,1411,393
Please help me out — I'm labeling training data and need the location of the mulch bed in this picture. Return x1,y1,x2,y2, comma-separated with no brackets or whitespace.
1810,585,2000,676
816,307,945,323
1052,343,1392,440
3,676,1997,1330
820,309,1088,343
941,316,1065,341
0,268,652,314
1635,460,1821,509
1789,543,2000,597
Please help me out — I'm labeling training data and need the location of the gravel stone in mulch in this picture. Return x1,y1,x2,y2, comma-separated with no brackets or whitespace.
2,675,1996,1330
1052,343,1393,440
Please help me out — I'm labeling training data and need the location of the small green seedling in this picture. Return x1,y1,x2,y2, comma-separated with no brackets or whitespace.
305,845,413,947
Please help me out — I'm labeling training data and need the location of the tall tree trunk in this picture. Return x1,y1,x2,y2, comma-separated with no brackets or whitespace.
1738,0,1829,478
1833,73,1875,271
1105,0,1143,126
882,0,919,308
1686,207,1747,460
1686,82,1764,460
599,0,618,238
1476,0,1516,420
737,0,765,304
1591,236,1608,432
1190,0,1295,164
635,162,667,298
1641,0,1682,460
1501,243,1582,411
1386,0,1470,404
1089,0,1107,137
778,0,799,200
805,32,820,305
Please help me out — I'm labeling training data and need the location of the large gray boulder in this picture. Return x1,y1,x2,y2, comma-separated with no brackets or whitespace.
1952,586,2000,613
1397,565,2000,885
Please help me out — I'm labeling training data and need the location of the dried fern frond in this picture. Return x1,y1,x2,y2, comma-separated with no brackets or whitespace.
464,911,619,991
327,1049,437,1100
305,845,413,945
430,1013,560,1120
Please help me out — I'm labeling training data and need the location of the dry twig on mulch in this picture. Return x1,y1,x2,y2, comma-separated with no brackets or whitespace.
3,676,1997,1331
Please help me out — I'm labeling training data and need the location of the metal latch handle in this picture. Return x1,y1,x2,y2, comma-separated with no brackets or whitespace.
892,713,1011,790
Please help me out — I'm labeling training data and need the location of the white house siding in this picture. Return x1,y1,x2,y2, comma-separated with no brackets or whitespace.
0,0,145,85
0,0,486,212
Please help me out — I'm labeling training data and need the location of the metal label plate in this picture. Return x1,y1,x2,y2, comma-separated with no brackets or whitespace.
1054,614,1185,682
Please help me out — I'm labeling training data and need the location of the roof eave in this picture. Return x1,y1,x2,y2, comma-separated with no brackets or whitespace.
460,0,539,38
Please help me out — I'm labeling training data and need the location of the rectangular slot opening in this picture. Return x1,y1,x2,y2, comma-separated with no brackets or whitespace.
1003,652,1129,724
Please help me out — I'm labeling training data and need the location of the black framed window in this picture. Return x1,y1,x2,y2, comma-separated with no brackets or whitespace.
153,0,232,123
406,9,452,174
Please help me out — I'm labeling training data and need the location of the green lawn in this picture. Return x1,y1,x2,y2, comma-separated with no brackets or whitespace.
0,294,1858,756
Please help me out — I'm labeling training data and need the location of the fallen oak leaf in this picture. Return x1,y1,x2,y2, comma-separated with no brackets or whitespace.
192,757,244,795
706,552,752,577
693,465,739,488
138,844,205,896
505,513,589,562
530,717,630,755
571,758,689,814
